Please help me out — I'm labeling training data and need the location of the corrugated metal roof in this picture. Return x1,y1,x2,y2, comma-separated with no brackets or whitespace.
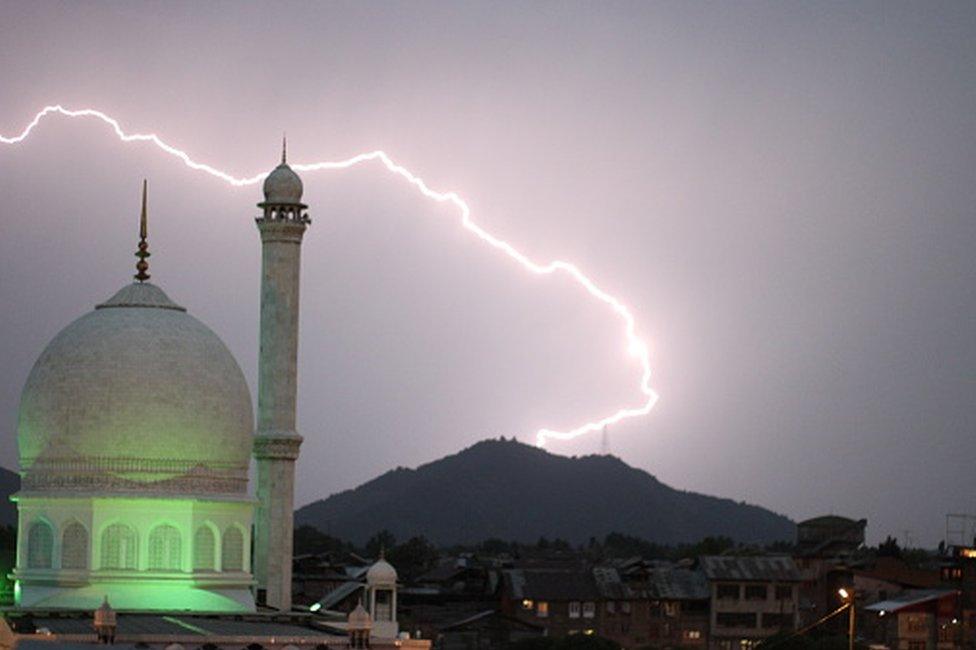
316,580,365,610
504,569,601,600
699,556,801,582
864,589,959,613
647,568,709,601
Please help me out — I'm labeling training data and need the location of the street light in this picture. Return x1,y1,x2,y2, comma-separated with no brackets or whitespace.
838,588,854,650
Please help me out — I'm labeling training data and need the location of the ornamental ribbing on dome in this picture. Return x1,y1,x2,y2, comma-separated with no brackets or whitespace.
17,282,254,495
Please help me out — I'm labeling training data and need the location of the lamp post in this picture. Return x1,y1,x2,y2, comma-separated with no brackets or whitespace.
839,588,854,650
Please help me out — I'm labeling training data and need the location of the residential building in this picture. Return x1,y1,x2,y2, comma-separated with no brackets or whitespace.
699,556,801,650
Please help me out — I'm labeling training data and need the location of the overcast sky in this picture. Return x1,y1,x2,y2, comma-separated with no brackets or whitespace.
1,1,974,547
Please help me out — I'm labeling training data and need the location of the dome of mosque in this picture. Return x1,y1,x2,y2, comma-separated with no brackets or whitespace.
347,602,372,630
16,282,253,494
262,162,304,205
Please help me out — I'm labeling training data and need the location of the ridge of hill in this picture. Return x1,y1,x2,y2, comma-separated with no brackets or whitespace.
296,438,795,546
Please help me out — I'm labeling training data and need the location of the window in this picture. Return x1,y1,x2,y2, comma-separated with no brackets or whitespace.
621,601,631,614
221,526,244,571
663,601,678,617
61,522,88,569
717,584,739,600
521,599,534,610
606,600,616,614
744,585,767,600
569,601,581,619
148,525,182,571
101,523,137,570
193,526,215,571
775,585,792,600
27,521,54,569
762,613,791,629
536,601,548,618
906,615,926,633
683,630,701,640
582,602,596,619
716,612,757,629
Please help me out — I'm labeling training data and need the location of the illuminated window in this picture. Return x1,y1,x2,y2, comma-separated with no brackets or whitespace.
960,548,976,559
194,526,216,571
583,629,595,636
684,630,701,640
61,522,88,569
583,602,596,618
148,525,182,571
221,526,244,571
27,521,53,568
537,601,549,618
569,601,581,618
521,599,534,609
101,523,137,570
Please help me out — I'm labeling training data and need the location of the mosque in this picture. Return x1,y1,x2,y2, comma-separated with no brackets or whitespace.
1,151,420,649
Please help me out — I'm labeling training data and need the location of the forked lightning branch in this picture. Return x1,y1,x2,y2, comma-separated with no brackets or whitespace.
0,105,659,447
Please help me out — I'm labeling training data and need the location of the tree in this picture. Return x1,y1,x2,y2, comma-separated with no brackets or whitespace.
366,530,397,558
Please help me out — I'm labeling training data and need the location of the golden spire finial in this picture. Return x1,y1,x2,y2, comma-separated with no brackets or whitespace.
281,133,287,165
134,179,150,283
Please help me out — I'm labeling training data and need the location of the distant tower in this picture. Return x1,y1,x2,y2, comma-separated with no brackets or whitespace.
600,426,610,455
253,139,310,610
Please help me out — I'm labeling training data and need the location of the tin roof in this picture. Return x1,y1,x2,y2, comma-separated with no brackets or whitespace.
699,556,801,582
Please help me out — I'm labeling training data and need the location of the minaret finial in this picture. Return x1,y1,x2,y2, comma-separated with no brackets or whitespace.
282,133,287,165
134,179,150,283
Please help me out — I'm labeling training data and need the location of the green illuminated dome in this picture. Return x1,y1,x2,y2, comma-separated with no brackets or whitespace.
17,282,253,495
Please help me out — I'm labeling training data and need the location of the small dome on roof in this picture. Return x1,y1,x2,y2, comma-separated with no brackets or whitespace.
348,601,372,630
367,557,397,585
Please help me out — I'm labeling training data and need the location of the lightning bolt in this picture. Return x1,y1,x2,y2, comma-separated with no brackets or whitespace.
0,105,659,447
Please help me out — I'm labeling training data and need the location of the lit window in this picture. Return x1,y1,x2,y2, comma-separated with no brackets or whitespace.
684,630,701,640
960,548,976,559
193,526,216,571
569,601,581,618
521,599,534,609
27,521,54,569
221,526,244,571
61,522,88,570
148,525,182,571
537,601,549,618
583,602,596,619
101,523,137,570
583,629,595,636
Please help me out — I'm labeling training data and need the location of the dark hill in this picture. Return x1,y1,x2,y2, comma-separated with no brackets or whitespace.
0,467,17,527
296,438,794,546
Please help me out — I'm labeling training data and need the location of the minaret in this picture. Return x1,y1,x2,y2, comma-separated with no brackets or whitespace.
253,139,310,610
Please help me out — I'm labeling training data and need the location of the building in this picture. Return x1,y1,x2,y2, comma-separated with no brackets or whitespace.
699,556,801,650
863,589,962,650
646,566,710,647
2,152,430,650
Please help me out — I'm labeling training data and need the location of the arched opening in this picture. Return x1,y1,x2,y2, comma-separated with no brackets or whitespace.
148,525,182,571
100,523,137,570
221,526,244,572
26,521,54,568
61,521,89,569
193,525,216,571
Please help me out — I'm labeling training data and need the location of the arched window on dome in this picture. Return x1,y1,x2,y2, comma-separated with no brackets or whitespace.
61,521,89,569
193,525,216,571
148,525,182,571
221,526,244,572
101,523,137,570
26,521,54,568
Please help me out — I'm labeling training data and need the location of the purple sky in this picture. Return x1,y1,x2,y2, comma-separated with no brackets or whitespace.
1,1,974,547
